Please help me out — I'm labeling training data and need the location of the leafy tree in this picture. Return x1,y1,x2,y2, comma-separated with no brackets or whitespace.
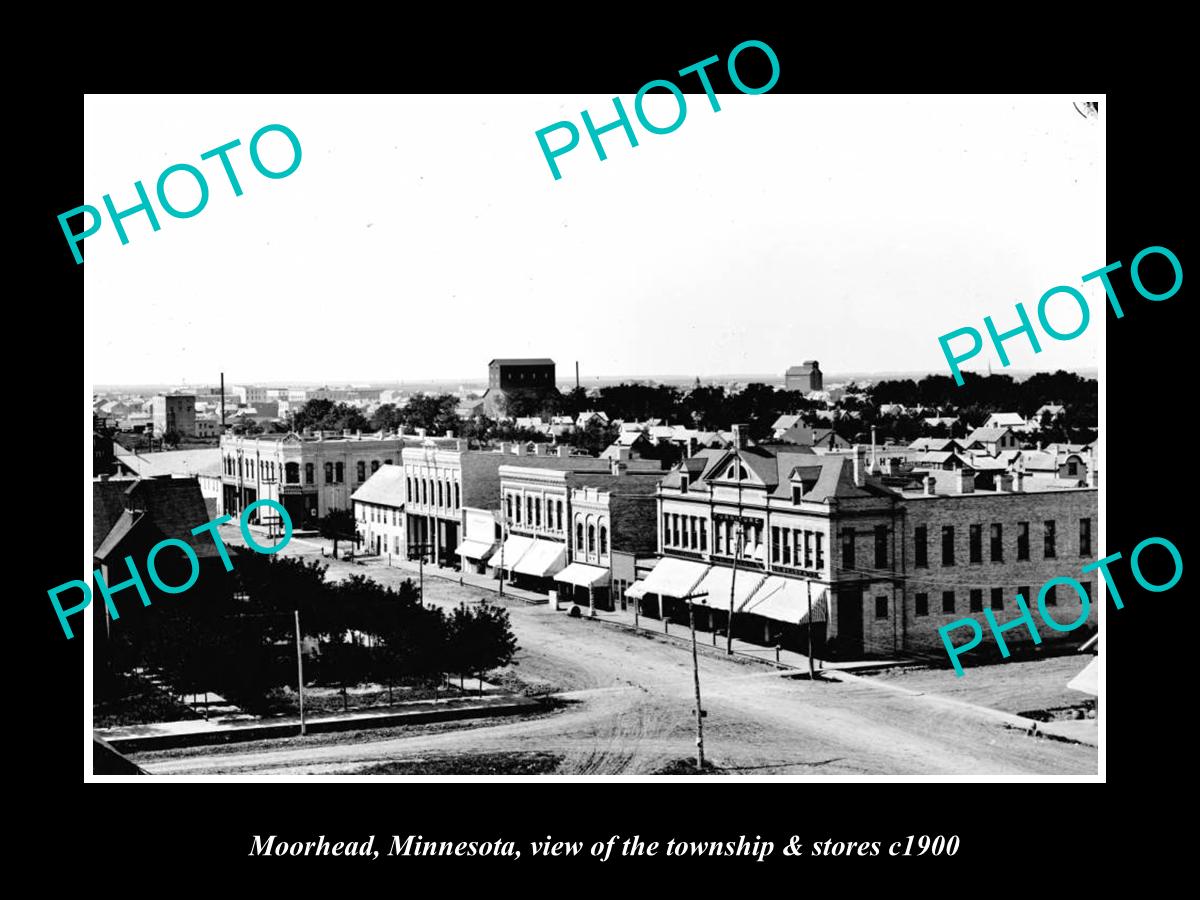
563,418,618,457
401,393,460,435
291,399,371,434
371,403,405,432
161,429,182,448
319,508,358,559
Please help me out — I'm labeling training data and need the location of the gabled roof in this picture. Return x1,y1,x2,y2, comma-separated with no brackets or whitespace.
984,412,1027,427
965,427,1013,445
350,464,407,506
93,478,219,560
771,413,803,431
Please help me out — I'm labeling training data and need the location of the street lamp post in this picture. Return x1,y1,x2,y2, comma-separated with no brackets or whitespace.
681,589,709,772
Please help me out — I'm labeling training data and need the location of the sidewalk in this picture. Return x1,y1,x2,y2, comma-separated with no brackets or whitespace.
96,694,540,753
350,549,907,674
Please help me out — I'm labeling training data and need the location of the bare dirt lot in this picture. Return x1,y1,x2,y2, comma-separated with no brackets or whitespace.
131,532,1098,776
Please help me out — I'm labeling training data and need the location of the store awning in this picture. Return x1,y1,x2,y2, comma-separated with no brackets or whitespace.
513,538,566,578
555,562,610,588
455,538,497,560
1067,658,1098,696
489,534,535,570
624,557,710,600
693,565,767,609
739,577,828,624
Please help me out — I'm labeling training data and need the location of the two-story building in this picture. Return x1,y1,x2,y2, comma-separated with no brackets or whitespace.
351,464,407,557
490,449,664,601
220,430,411,528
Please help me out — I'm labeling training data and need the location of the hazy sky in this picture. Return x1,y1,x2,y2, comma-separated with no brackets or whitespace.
84,94,1103,386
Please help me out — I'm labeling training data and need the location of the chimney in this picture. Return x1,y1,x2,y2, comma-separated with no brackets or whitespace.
456,439,465,452
515,442,527,456
923,474,936,496
852,444,867,487
957,469,975,494
355,429,362,439
416,427,427,437
315,429,323,440
732,423,749,449
499,442,511,454
870,426,879,474
343,428,352,437
444,430,454,438
533,444,545,456
998,473,1013,492
1014,470,1025,492
557,445,570,458
1037,441,1043,451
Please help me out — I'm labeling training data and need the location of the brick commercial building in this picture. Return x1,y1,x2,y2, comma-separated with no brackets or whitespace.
219,430,413,529
637,426,1098,659
492,449,663,603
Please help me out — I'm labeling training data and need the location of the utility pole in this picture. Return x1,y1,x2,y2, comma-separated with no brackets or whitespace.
410,541,435,605
498,518,507,597
727,524,742,655
806,580,815,680
294,609,306,736
682,589,709,772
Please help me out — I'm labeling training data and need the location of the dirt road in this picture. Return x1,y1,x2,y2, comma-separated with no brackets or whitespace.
135,533,1097,776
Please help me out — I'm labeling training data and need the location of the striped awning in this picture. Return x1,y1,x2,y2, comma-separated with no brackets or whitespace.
739,577,828,625
693,565,767,609
625,557,709,600
489,534,534,570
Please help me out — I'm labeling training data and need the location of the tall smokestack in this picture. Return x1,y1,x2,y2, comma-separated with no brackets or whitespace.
220,372,225,431
575,361,580,389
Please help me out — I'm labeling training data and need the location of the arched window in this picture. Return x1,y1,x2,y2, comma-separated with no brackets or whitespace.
285,462,300,484
305,463,314,484
324,462,334,483
600,525,608,554
556,500,564,530
576,521,584,548
335,462,345,483
371,460,380,474
454,483,460,509
588,524,596,553
237,457,243,476
357,461,366,482
437,481,443,507
535,499,541,527
506,494,513,521
422,479,428,505
526,496,533,523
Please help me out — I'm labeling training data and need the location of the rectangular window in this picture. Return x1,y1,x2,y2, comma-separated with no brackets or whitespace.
803,531,812,568
1082,581,1093,605
874,525,888,568
1044,584,1057,606
682,517,690,549
990,587,1003,610
1079,517,1092,557
969,524,982,563
969,589,983,612
875,596,888,619
713,520,723,553
914,525,928,568
990,523,1003,562
941,526,955,566
1018,586,1031,606
942,591,955,613
771,527,780,563
1044,520,1057,559
842,528,856,569
915,593,929,616
1017,522,1030,560
699,520,707,552
815,533,824,570
782,529,791,565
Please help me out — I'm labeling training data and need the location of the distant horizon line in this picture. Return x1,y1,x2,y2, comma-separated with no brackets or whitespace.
94,366,1098,391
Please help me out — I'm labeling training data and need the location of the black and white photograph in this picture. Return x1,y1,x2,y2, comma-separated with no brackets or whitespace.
75,89,1119,782
75,91,1108,782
